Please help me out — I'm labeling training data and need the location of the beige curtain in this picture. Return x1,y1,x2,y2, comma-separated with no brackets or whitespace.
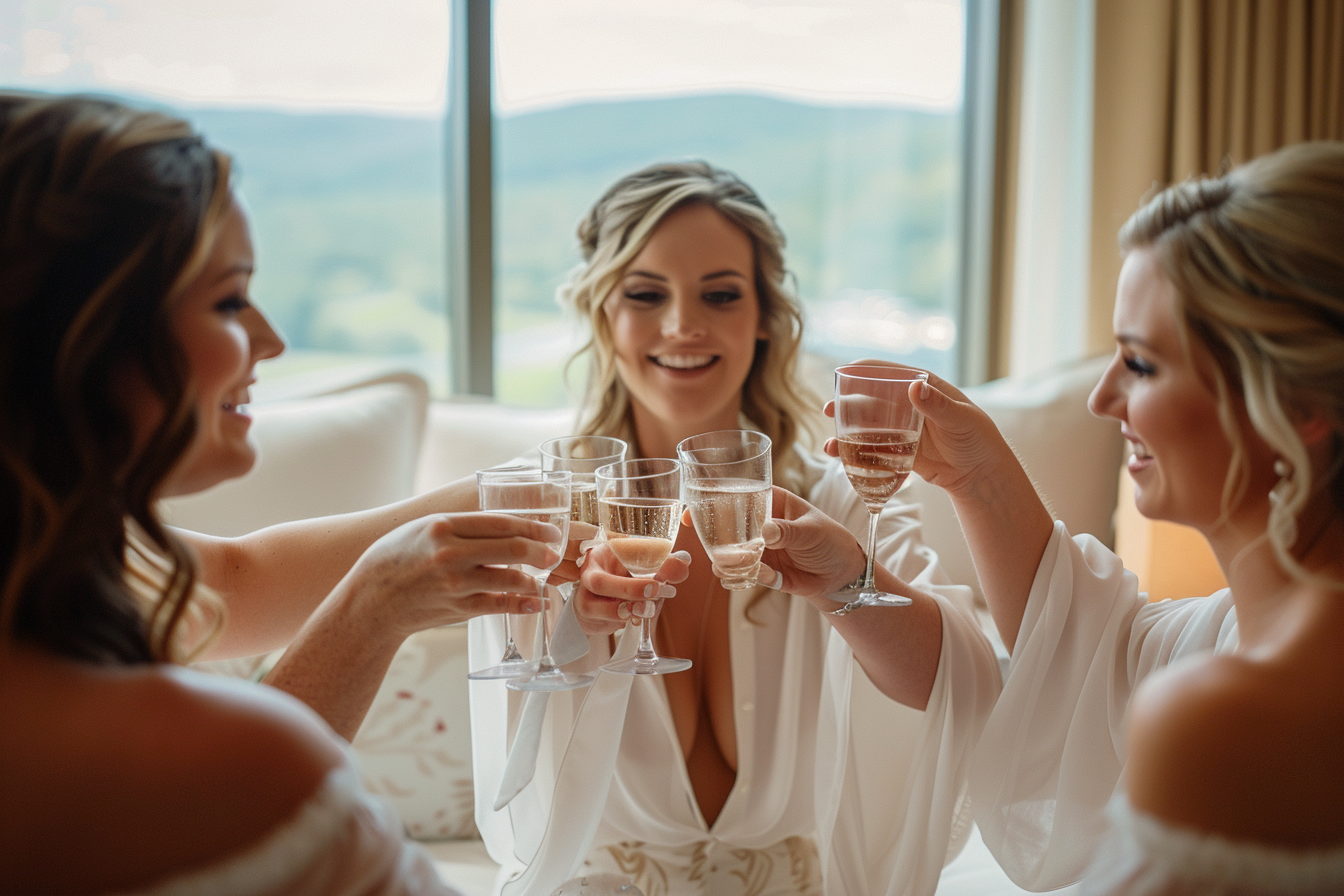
1090,0,1344,600
1091,0,1344,357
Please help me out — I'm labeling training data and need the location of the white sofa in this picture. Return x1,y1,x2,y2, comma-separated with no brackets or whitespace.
164,357,1120,895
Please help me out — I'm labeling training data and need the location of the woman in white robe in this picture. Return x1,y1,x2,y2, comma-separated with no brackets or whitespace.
891,142,1344,894
469,162,1002,896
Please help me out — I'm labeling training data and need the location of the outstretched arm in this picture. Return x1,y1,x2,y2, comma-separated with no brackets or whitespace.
181,476,482,659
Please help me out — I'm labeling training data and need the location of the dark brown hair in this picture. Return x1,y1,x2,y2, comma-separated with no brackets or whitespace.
0,93,231,663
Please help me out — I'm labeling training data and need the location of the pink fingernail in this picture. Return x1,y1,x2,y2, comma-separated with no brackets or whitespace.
617,602,632,620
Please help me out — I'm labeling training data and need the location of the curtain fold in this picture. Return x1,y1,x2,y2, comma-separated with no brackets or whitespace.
1091,0,1344,358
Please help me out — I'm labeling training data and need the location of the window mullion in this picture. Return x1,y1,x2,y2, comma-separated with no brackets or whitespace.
448,0,495,397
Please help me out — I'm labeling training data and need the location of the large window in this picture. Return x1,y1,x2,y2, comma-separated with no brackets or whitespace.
5,0,453,392
6,0,990,404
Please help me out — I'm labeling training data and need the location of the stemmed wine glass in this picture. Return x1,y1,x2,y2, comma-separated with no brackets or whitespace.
676,430,772,590
471,468,592,691
539,436,629,599
832,365,929,608
594,458,692,675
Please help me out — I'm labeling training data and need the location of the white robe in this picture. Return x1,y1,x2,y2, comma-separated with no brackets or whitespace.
970,521,1240,891
469,453,1002,896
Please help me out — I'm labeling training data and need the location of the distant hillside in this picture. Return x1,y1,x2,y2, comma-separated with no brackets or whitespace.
178,95,961,404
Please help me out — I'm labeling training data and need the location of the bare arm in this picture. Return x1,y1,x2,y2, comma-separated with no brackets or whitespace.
753,487,945,710
181,476,481,659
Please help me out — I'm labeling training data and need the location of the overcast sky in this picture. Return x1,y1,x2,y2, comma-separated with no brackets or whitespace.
3,0,963,116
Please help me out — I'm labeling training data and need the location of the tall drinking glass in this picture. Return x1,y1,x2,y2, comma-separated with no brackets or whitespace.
539,436,629,600
472,468,592,691
676,430,772,590
595,458,692,675
833,365,929,608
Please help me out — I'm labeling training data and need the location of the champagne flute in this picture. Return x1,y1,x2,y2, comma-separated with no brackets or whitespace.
676,430,772,590
476,467,593,691
832,365,929,608
539,436,629,599
595,458,692,675
467,464,536,680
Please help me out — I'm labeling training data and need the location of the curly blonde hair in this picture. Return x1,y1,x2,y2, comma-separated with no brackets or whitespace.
558,161,821,494
1119,141,1344,581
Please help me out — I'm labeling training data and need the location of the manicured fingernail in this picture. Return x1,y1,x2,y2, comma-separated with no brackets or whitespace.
643,582,660,599
656,583,676,599
756,565,783,590
617,602,632,620
761,520,780,545
920,379,930,400
521,599,542,613
633,600,655,619
671,551,692,563
575,551,587,568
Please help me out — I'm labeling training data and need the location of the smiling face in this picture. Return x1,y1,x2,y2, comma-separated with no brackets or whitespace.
604,203,765,453
154,196,285,497
1088,248,1276,533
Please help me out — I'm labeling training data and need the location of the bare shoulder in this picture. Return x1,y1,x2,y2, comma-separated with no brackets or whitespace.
0,654,344,895
1126,650,1344,848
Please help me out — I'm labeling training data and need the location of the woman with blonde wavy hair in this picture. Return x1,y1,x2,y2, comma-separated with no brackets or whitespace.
0,91,562,895
469,161,1001,896
838,141,1344,894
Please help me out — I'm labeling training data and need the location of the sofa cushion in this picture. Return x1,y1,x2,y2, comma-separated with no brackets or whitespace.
351,625,478,841
161,372,428,535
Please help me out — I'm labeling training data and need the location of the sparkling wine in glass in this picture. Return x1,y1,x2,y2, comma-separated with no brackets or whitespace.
539,436,628,599
833,365,929,608
676,430,772,590
473,468,593,691
595,458,692,675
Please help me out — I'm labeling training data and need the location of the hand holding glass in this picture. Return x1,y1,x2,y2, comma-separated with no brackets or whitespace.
595,458,691,675
833,366,928,608
676,430,772,590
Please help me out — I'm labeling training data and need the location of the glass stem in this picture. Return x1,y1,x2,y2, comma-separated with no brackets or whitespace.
500,613,523,663
535,577,557,674
635,592,658,661
863,508,880,594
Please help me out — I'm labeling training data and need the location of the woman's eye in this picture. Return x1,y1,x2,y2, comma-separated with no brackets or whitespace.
1123,355,1155,376
703,289,741,305
623,289,664,304
215,295,250,315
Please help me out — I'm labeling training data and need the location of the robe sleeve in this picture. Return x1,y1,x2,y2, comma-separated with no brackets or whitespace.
808,461,1004,895
969,522,1237,891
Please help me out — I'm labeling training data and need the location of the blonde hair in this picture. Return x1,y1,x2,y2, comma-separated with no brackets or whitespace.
559,161,820,494
1119,141,1344,581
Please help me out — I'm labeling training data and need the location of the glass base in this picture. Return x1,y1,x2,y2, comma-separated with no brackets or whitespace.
507,668,595,691
840,591,913,609
468,657,533,680
602,655,693,675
